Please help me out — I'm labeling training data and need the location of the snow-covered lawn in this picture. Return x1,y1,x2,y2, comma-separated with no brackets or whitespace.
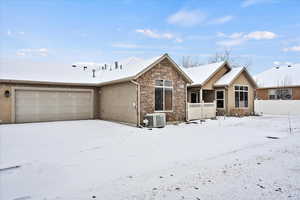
1,115,300,200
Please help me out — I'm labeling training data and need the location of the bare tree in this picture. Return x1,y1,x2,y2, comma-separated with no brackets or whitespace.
208,49,232,63
181,56,203,68
181,49,252,69
208,49,252,69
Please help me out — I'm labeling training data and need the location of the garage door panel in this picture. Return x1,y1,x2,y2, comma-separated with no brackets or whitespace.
15,89,93,123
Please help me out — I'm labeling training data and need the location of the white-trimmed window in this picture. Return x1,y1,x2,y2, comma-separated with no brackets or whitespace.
235,85,248,108
155,80,173,111
269,88,292,100
216,90,225,109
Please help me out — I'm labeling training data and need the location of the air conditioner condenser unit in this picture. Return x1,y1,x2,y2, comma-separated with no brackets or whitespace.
143,113,166,128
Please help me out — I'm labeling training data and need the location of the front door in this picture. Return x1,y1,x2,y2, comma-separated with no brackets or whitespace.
215,90,225,109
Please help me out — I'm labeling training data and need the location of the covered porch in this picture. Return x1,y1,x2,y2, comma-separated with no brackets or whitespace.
187,87,226,120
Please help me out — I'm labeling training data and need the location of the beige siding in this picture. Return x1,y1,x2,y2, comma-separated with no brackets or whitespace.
0,83,99,124
202,65,229,89
227,71,255,115
99,81,138,125
0,84,12,123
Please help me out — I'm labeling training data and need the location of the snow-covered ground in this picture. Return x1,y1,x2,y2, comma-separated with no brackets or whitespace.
1,115,300,200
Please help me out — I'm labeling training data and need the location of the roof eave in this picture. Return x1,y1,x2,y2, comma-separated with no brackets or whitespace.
96,76,134,86
227,67,258,88
200,61,230,87
133,53,193,84
0,79,98,86
257,85,300,89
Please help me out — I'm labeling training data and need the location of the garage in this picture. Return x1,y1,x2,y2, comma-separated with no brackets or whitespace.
13,87,94,123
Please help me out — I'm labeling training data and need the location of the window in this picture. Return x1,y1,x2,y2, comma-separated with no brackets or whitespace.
155,80,173,111
216,90,225,109
234,85,248,108
191,91,200,103
268,88,292,100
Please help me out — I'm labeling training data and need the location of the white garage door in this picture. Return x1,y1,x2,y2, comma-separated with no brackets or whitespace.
14,89,93,123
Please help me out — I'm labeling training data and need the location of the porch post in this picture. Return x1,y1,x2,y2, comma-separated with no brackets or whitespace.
199,88,203,103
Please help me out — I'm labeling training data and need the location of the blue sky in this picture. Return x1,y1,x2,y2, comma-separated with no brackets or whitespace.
1,0,300,75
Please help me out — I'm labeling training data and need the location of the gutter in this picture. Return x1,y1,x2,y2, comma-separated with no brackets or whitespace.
257,85,300,89
130,80,141,127
0,79,98,87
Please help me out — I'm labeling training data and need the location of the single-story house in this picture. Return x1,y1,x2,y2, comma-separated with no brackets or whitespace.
0,54,193,125
255,64,300,100
184,61,257,116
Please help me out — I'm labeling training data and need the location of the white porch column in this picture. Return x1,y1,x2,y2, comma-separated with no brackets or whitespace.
199,88,203,103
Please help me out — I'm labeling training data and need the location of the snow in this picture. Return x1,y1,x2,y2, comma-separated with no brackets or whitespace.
183,61,226,85
255,64,300,88
215,67,244,86
1,116,300,199
0,55,163,85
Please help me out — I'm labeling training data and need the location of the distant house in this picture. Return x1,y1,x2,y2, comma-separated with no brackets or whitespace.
255,64,300,100
0,54,192,125
184,61,257,116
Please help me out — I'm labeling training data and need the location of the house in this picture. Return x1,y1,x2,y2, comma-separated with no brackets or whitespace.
184,61,257,116
255,64,300,100
0,54,192,125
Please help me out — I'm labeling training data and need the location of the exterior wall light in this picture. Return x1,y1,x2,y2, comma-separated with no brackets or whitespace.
4,90,10,97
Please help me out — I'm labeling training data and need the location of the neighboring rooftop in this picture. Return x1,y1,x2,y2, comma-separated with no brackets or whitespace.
255,64,300,88
183,61,227,86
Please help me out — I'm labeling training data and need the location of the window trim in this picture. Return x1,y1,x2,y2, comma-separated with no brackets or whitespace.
215,89,225,109
154,80,174,112
234,84,249,109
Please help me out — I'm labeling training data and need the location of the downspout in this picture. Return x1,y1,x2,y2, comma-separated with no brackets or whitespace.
130,80,141,127
185,83,188,122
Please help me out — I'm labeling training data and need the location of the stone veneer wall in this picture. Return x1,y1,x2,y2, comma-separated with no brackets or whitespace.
135,58,188,122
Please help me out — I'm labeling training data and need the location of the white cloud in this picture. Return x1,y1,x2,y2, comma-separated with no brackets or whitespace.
167,9,206,27
175,38,183,43
273,61,281,65
16,48,49,57
135,29,183,43
216,31,277,47
229,32,244,39
112,43,140,49
216,32,226,37
282,45,300,52
245,31,277,40
241,0,274,7
136,29,161,39
210,15,234,24
6,30,25,36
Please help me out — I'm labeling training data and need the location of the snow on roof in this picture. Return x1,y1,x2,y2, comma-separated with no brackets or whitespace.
0,55,165,85
183,61,226,85
93,55,163,84
214,67,244,86
255,64,300,88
